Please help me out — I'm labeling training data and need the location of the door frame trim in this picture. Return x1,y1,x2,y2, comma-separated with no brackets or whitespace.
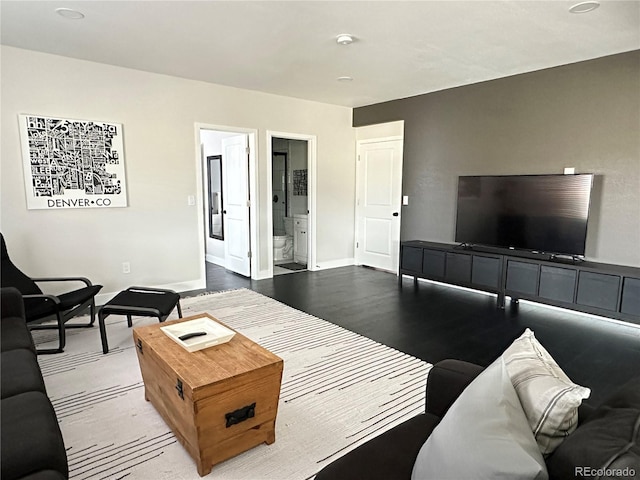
354,136,404,274
266,131,317,278
195,123,259,281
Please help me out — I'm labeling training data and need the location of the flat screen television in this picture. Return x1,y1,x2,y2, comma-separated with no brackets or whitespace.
455,174,594,256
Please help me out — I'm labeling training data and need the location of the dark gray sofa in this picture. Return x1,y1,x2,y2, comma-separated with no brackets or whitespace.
315,358,640,480
1,287,68,480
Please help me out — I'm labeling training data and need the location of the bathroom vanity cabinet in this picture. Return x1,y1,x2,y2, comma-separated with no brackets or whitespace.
294,215,308,265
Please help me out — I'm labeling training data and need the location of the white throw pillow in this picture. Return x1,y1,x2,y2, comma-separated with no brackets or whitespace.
501,328,591,455
411,357,548,480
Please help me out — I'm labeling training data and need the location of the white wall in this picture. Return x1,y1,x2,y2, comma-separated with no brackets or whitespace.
355,121,404,141
1,46,356,302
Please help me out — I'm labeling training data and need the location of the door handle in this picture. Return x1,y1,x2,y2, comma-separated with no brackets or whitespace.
392,212,399,217
223,210,227,214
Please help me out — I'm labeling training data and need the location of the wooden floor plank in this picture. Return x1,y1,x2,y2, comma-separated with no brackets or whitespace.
182,263,640,406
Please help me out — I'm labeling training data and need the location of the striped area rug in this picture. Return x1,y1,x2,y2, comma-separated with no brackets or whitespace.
35,288,431,480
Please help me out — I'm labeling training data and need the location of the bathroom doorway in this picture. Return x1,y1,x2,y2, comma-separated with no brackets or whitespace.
197,125,258,283
270,135,312,276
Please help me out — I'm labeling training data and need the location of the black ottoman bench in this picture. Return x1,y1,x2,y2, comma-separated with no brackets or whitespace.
98,286,182,353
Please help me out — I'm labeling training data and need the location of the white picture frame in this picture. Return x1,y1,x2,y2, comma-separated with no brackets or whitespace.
18,114,128,209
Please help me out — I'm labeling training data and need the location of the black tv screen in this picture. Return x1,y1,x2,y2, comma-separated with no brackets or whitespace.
455,174,594,256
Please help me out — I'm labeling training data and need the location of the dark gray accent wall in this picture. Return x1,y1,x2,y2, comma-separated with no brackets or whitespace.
354,51,640,267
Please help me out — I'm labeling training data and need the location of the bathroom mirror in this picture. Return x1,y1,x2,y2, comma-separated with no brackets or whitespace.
207,155,224,240
272,152,288,235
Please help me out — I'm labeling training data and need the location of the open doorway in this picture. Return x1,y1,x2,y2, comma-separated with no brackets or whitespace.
197,126,257,284
267,131,316,277
272,137,307,275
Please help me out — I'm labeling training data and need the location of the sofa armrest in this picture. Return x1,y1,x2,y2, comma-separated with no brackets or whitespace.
426,359,484,418
1,287,26,320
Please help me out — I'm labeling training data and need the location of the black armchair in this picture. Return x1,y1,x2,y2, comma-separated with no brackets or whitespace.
0,233,102,354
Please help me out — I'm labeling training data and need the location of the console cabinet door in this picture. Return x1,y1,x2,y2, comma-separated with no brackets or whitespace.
620,277,640,317
506,261,539,296
471,255,501,288
576,272,620,312
422,249,446,279
445,253,471,284
401,246,423,273
539,266,577,304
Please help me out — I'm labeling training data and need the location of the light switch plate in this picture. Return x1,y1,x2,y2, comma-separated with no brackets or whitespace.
402,195,409,205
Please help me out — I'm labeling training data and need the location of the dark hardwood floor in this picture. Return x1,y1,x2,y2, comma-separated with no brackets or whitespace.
185,263,640,406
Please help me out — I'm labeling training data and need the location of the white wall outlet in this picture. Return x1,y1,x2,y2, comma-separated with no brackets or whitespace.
122,262,131,274
187,195,196,206
402,195,409,206
564,167,575,175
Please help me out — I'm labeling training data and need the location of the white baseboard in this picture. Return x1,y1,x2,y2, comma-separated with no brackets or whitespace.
95,278,206,306
312,258,355,270
253,269,273,280
205,254,225,266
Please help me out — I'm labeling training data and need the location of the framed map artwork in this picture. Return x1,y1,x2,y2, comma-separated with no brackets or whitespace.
293,169,307,196
19,114,128,209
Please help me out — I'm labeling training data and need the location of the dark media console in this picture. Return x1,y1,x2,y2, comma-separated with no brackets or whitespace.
400,240,640,325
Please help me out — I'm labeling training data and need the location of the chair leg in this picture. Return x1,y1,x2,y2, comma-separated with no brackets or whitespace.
36,347,66,354
177,300,183,318
35,312,65,355
88,300,97,326
99,310,110,354
64,301,98,328
57,312,66,352
127,315,133,328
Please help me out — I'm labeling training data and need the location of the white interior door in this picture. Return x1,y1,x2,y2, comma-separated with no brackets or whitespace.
355,139,403,272
222,134,251,276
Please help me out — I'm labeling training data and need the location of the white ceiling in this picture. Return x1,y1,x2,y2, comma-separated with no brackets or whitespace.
2,1,639,108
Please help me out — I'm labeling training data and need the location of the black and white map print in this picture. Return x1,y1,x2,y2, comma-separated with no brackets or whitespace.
19,114,127,209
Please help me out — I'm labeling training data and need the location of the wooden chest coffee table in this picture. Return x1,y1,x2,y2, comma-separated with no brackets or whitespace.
132,313,283,476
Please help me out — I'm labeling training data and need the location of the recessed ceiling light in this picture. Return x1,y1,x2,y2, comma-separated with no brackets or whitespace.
337,76,353,82
336,34,354,46
55,8,85,20
569,1,600,13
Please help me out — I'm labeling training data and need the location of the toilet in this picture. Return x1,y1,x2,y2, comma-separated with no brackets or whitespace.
273,217,294,262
